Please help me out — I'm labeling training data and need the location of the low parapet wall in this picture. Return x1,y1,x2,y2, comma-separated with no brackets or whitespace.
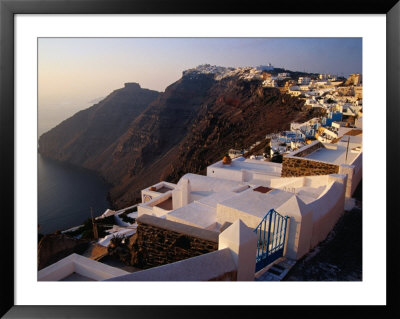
138,192,173,218
132,215,219,268
281,141,340,177
38,253,129,281
338,152,362,198
289,140,324,157
106,248,237,281
308,177,346,248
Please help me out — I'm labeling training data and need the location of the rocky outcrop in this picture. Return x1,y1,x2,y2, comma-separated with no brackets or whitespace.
37,233,90,270
38,83,160,168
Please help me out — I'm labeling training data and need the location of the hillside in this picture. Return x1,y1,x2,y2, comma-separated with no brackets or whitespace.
39,65,324,209
38,83,160,167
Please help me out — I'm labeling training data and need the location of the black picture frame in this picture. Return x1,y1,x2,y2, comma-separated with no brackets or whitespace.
1,0,399,317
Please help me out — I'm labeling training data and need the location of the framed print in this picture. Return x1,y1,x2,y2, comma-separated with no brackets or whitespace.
1,0,399,318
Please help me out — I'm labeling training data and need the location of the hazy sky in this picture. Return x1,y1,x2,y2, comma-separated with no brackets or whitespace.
38,37,362,135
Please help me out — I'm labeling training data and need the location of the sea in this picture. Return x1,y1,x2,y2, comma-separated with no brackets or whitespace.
38,153,111,234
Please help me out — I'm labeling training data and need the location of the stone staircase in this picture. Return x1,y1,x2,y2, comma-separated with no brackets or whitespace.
254,257,296,281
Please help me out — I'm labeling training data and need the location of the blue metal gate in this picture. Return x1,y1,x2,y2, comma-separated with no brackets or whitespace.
254,209,289,272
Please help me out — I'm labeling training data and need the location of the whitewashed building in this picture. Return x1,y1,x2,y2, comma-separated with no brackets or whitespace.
136,155,349,262
39,133,361,281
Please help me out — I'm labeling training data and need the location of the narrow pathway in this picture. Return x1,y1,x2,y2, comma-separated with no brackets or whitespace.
255,258,296,281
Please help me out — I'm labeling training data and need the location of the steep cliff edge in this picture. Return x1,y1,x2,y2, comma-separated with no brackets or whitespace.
38,82,160,167
161,77,324,182
39,66,324,209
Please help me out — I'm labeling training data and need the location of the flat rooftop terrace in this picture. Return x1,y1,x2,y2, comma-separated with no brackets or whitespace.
304,144,359,165
219,189,295,220
166,202,217,229
157,186,174,193
155,197,173,210
209,158,281,174
162,176,333,230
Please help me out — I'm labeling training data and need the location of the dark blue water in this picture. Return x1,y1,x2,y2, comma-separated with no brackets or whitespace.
38,154,111,234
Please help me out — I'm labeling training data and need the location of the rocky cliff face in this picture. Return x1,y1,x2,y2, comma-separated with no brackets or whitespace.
38,83,160,168
160,76,323,183
39,66,324,209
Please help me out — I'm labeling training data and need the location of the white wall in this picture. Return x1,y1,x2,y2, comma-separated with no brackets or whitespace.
137,204,153,217
215,194,313,261
307,178,346,248
277,176,346,259
152,206,170,217
141,181,177,203
310,192,345,248
207,165,244,182
339,152,362,198
105,248,237,281
38,253,129,281
207,160,282,183
141,189,161,203
287,209,313,260
172,188,183,210
275,196,313,260
218,220,257,281
339,164,354,198
216,203,264,230
270,176,307,189
216,175,347,261
138,192,172,218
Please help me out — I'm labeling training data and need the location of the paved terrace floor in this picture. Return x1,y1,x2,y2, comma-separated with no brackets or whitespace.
156,197,173,210
304,145,359,165
211,159,282,174
166,202,217,229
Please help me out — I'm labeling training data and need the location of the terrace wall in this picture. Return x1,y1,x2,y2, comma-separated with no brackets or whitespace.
338,152,362,198
38,253,129,281
207,159,282,183
132,215,219,268
281,140,340,177
207,164,244,182
137,192,172,218
106,248,237,281
281,157,339,177
141,181,176,203
308,176,346,248
292,141,324,157
108,219,256,281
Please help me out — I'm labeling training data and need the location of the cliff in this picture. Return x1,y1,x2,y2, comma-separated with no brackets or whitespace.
38,82,160,167
39,66,324,209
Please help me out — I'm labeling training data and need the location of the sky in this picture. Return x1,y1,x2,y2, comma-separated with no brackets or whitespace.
38,37,362,136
